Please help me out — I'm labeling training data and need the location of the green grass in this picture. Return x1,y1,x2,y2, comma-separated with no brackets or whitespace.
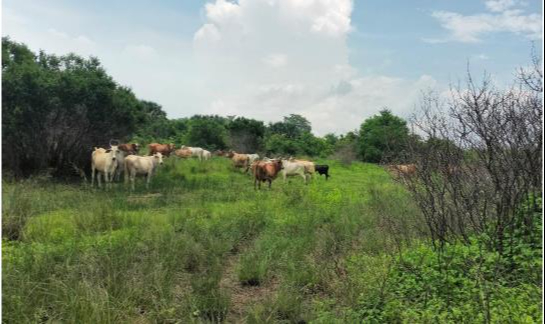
2,157,541,323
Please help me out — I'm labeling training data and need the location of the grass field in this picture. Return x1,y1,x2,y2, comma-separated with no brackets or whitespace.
5,156,540,323
2,157,421,323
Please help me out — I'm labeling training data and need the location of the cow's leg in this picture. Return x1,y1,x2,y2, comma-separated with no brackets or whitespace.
130,171,136,191
301,172,307,184
146,171,152,189
268,179,272,189
97,171,102,188
105,171,110,189
91,166,96,187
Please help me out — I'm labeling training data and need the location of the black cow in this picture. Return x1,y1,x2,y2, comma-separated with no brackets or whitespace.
315,164,330,180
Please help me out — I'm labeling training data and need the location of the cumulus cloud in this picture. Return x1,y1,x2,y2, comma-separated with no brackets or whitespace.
428,0,542,43
193,0,433,135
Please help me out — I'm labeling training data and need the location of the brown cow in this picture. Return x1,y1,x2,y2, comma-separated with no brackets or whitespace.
252,159,283,189
148,143,175,157
118,143,140,155
232,153,250,172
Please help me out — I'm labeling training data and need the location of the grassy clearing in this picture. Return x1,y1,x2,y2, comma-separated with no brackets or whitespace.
2,157,540,323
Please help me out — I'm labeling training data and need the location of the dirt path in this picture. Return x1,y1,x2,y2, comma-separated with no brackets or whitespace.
219,243,278,323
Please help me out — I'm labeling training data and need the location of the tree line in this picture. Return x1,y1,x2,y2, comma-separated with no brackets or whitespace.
2,37,411,178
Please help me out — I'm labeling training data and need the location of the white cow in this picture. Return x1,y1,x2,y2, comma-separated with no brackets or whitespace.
114,150,130,182
181,145,205,161
91,146,124,188
280,160,311,184
124,152,164,190
248,154,260,164
202,150,212,161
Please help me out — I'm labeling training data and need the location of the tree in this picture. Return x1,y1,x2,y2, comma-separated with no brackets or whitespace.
2,37,152,177
269,114,311,139
226,116,265,152
185,116,227,150
357,109,409,163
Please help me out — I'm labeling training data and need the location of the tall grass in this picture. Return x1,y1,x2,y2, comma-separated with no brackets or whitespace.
0,157,454,322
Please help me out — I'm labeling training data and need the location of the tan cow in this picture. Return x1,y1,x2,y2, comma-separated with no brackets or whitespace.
232,153,250,172
91,145,124,188
124,153,164,190
293,159,315,175
252,159,283,189
148,143,175,157
174,148,192,158
280,159,312,184
387,164,417,177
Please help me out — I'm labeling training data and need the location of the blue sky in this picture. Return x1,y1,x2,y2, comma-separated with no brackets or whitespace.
2,0,543,135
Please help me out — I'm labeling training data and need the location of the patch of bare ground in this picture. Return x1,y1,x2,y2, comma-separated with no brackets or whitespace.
219,243,279,323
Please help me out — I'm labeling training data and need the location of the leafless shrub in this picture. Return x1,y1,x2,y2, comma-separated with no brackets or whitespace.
402,58,542,252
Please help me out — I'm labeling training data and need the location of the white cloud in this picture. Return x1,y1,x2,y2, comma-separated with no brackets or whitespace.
429,1,542,43
192,0,434,135
262,53,288,68
3,0,439,136
485,0,518,12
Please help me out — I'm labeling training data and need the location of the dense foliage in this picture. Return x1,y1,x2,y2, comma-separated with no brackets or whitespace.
357,109,410,163
2,37,147,177
3,38,416,177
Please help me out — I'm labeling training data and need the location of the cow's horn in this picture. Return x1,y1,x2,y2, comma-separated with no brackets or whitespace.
109,139,120,146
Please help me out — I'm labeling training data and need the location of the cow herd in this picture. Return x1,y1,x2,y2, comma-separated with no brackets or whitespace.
89,142,331,190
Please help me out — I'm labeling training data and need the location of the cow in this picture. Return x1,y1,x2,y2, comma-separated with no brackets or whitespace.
179,145,206,161
387,164,417,177
315,164,330,180
214,150,233,157
293,159,315,176
252,159,283,189
91,145,124,188
124,152,164,190
174,148,192,159
280,159,312,184
118,143,140,155
148,143,175,157
203,150,212,161
232,153,250,172
224,150,235,158
248,154,260,165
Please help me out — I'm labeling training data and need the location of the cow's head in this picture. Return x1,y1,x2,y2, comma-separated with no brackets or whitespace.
169,143,176,151
154,152,164,165
274,159,283,171
107,145,123,161
133,143,140,153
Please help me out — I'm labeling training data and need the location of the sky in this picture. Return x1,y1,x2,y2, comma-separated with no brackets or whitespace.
2,0,543,135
